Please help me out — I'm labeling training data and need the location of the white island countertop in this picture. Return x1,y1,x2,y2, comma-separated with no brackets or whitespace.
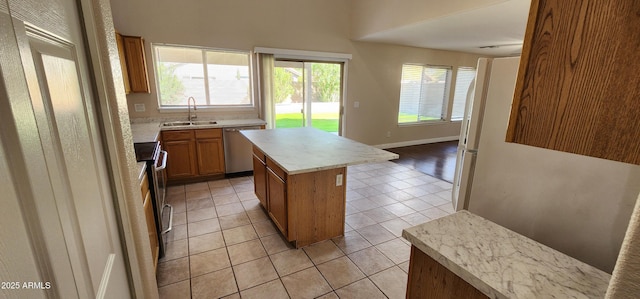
240,127,399,175
402,211,611,299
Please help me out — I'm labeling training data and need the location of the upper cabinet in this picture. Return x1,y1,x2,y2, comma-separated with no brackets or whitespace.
506,0,640,165
115,32,150,94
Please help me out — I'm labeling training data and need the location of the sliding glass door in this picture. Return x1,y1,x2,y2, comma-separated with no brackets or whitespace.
273,60,342,134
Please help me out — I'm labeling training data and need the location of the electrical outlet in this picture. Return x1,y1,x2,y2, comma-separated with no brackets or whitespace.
336,174,343,186
386,131,391,138
353,101,360,108
134,103,146,112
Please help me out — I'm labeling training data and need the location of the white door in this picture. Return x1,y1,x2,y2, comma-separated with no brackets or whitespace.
0,0,131,298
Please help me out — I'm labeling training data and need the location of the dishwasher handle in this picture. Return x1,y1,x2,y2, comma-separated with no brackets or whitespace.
224,126,262,132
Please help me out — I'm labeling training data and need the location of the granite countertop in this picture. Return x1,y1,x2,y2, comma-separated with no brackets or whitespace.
402,211,611,299
131,122,162,143
130,118,266,143
240,127,399,175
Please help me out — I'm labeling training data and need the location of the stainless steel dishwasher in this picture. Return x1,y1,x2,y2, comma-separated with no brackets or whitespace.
223,126,262,174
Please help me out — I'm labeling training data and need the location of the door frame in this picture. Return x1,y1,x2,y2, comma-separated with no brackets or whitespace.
255,47,351,136
0,0,158,297
78,0,159,297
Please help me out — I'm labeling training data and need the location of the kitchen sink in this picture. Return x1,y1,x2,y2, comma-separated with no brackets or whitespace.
161,120,218,127
191,120,218,125
162,121,192,127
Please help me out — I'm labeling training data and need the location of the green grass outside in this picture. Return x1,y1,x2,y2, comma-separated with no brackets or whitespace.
398,113,419,123
276,113,338,132
398,113,439,123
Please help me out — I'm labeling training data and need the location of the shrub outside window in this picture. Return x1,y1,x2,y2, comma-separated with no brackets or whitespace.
153,44,253,107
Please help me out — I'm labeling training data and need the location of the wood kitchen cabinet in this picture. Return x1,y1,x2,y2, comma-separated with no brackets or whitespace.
251,146,345,246
195,129,225,175
140,172,159,271
267,163,288,236
163,130,197,180
162,128,225,183
115,32,131,94
507,0,640,165
252,147,267,207
115,32,150,93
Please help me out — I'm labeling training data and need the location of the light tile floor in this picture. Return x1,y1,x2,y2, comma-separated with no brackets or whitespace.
157,161,454,299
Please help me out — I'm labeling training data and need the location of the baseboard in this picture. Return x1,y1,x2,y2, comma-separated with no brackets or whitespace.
374,136,459,149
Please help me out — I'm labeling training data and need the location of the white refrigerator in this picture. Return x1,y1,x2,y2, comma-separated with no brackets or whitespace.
451,57,493,212
451,57,640,273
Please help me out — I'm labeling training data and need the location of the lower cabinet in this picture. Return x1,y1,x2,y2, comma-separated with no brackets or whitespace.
251,146,346,247
252,150,267,207
164,139,197,179
267,168,287,236
195,129,225,175
406,246,488,299
140,172,159,271
162,128,224,183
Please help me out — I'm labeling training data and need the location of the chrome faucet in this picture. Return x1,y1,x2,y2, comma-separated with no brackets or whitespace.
187,96,197,122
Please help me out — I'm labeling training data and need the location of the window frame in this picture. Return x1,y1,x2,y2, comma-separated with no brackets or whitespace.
151,43,255,111
450,66,477,121
397,63,452,125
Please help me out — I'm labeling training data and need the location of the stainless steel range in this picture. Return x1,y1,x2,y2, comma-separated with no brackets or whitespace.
134,141,172,258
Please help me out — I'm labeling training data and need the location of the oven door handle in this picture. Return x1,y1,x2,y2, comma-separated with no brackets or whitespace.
155,150,168,171
161,204,173,234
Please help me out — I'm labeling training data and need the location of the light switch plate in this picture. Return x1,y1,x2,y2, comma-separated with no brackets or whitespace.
336,174,343,186
134,103,145,112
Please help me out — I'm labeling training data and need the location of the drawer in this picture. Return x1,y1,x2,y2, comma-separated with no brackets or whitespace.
195,128,222,139
266,158,287,181
140,172,149,202
162,130,194,141
253,146,266,163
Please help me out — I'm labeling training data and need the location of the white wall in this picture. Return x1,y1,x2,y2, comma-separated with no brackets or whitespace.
349,0,505,39
109,0,483,145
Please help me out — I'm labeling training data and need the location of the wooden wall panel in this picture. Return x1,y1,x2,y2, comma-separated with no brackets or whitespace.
507,0,640,165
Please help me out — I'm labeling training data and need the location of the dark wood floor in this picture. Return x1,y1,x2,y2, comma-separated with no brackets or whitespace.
387,141,459,183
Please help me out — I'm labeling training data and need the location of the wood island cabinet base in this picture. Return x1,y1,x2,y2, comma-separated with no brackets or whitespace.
252,145,346,248
406,245,488,299
287,167,346,248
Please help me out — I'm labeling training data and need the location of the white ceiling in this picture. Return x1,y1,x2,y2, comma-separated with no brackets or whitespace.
355,0,531,56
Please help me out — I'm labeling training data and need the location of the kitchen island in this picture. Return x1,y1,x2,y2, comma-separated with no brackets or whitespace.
241,127,398,247
402,211,611,298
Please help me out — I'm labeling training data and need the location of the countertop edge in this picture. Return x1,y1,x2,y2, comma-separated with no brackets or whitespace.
158,119,267,131
130,118,266,143
241,128,399,175
401,227,506,299
268,153,399,175
402,211,610,299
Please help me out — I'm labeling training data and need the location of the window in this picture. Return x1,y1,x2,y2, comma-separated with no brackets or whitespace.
451,67,476,121
153,44,253,107
398,64,451,124
273,60,343,133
